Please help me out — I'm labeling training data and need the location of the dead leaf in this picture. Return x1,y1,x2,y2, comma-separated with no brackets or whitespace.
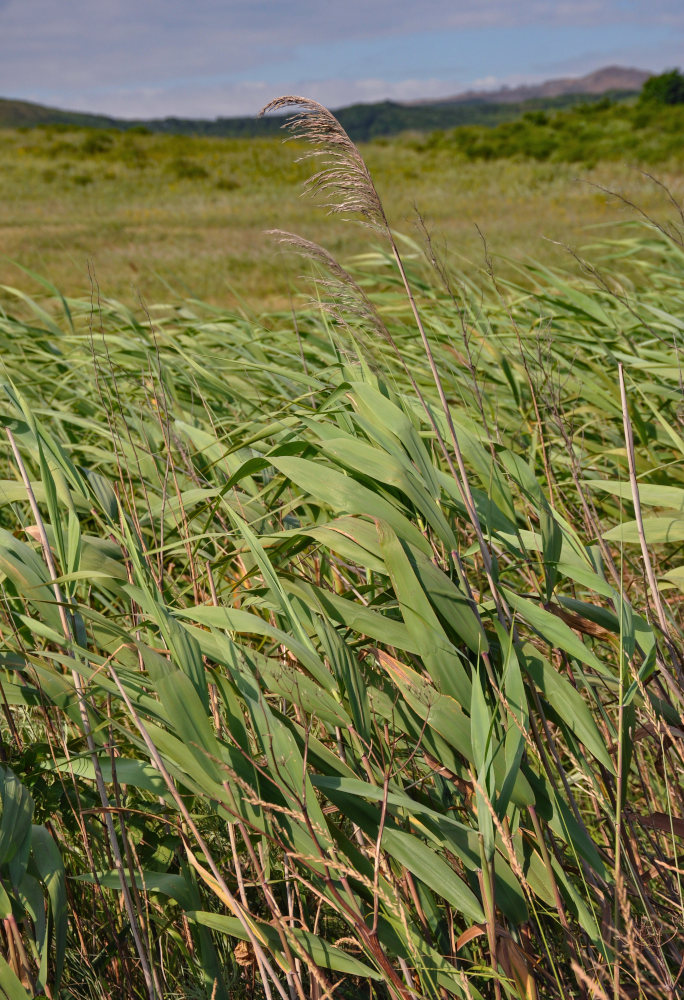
499,935,538,1000
635,812,684,838
234,940,255,967
456,924,486,951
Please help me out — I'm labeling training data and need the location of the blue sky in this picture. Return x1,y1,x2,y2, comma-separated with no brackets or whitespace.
0,0,681,118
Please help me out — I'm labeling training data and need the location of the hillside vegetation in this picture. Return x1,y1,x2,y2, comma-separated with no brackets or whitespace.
0,97,681,1000
1,96,683,309
413,98,684,164
2,67,680,144
0,90,641,141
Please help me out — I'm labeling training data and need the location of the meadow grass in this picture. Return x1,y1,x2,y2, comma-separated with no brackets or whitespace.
1,124,683,309
0,105,682,999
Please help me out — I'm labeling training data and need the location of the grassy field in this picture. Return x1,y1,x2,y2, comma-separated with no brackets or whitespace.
1,115,683,309
0,101,682,999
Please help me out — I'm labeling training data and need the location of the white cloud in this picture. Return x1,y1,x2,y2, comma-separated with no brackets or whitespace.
49,76,474,120
62,81,278,120
470,76,501,90
0,0,681,116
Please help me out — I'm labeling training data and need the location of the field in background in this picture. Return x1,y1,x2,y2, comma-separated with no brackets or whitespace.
1,116,683,310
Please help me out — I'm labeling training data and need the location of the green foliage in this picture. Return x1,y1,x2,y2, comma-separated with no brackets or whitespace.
422,98,684,163
640,68,684,105
168,156,210,180
0,89,642,141
1,105,683,311
329,93,634,141
0,107,681,999
0,768,66,997
78,130,114,155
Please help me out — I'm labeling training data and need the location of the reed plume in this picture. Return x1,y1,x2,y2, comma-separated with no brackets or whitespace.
261,95,507,624
259,96,387,231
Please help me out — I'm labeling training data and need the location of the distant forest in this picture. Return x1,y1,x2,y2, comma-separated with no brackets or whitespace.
3,68,684,141
0,89,642,142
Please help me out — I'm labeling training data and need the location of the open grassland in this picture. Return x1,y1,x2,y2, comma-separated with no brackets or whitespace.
0,102,682,999
1,112,683,310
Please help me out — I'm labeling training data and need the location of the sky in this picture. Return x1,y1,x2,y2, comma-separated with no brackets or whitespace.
0,1,682,119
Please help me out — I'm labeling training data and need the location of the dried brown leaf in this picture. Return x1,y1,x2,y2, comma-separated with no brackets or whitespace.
635,811,684,838
456,924,486,951
499,936,538,1000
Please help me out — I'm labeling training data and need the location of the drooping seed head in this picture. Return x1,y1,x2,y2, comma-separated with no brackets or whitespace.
259,96,388,232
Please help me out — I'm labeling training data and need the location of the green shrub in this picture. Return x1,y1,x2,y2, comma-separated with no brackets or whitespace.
640,68,684,105
169,155,209,180
80,130,114,155
215,175,240,190
522,109,549,126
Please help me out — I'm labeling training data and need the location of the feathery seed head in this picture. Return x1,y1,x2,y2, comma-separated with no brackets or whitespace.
259,96,387,231
266,229,391,341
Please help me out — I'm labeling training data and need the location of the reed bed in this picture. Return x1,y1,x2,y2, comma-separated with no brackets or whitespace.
0,99,681,999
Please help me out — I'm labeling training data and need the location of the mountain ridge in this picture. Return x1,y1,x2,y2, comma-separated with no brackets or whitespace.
406,65,650,107
0,65,652,141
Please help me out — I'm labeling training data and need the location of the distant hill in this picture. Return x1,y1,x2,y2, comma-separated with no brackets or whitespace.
0,96,283,135
0,97,120,130
0,66,652,142
410,65,651,106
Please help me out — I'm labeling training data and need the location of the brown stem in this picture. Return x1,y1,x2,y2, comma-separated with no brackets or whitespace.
618,364,670,639
6,428,159,1000
107,664,290,1000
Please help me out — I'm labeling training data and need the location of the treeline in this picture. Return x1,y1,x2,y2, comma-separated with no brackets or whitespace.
299,90,640,141
16,97,684,168
0,90,640,142
2,70,682,157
